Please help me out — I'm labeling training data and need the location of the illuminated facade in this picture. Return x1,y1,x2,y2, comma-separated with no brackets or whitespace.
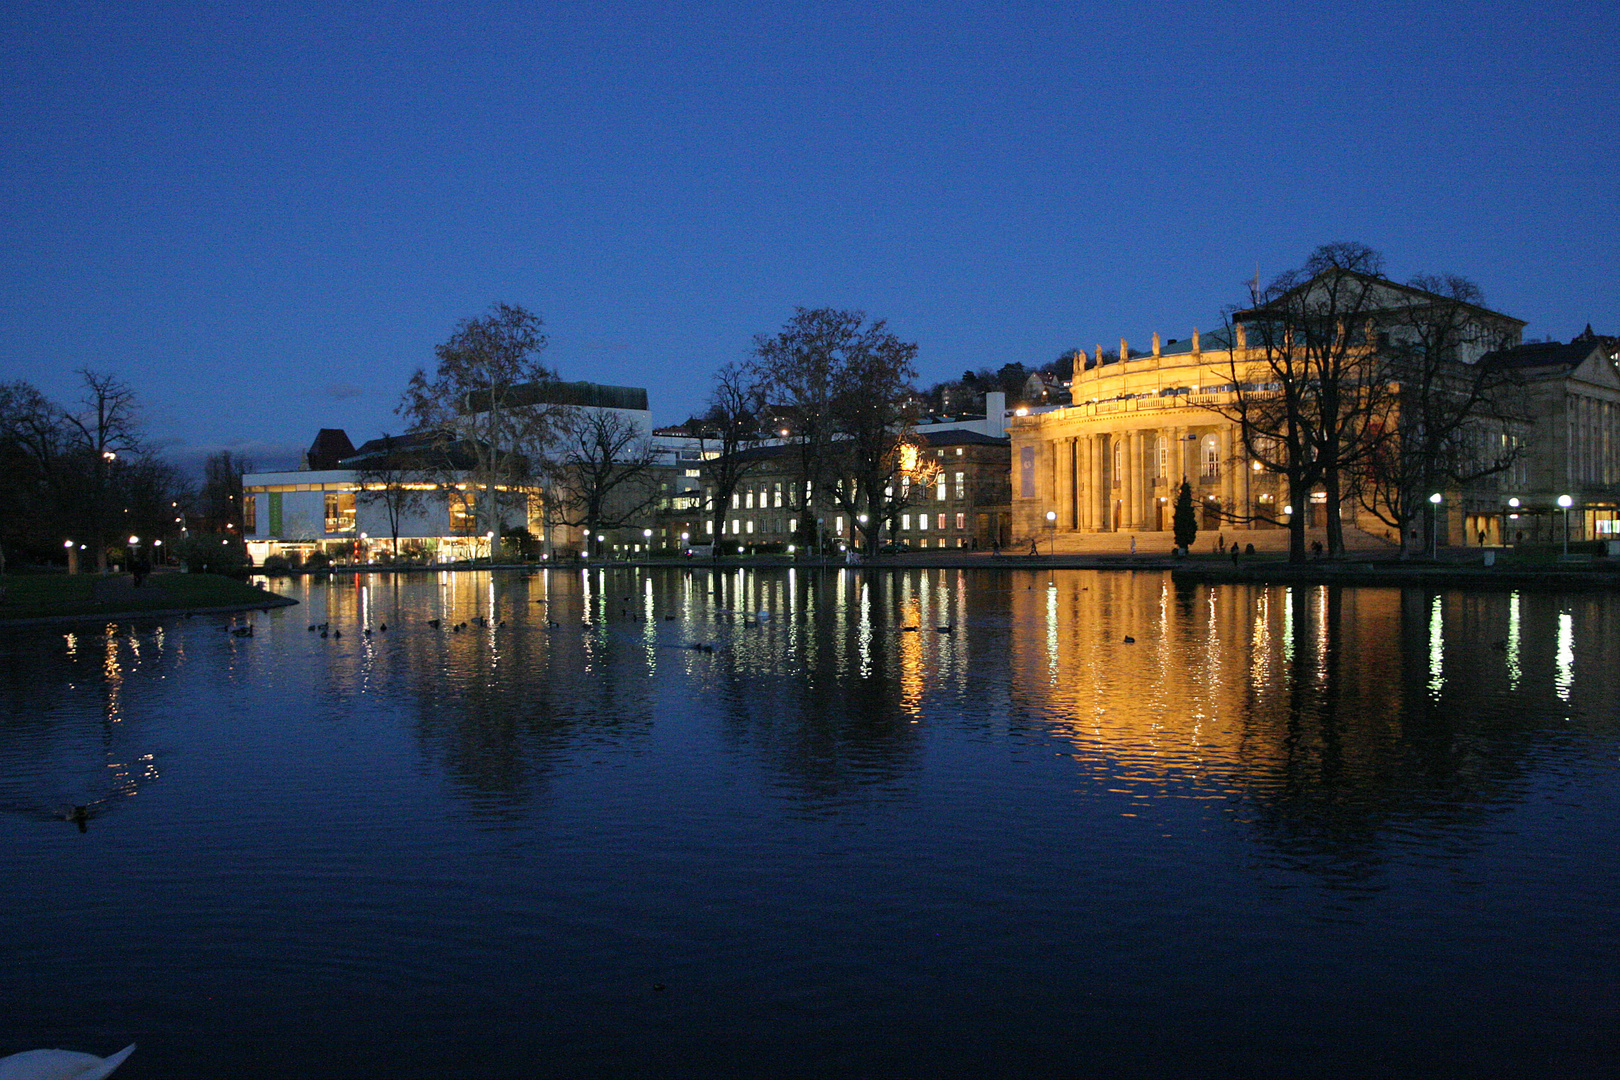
1005,279,1620,549
242,430,545,565
668,428,1012,552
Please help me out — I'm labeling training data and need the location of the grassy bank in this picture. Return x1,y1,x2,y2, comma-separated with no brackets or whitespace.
0,571,294,623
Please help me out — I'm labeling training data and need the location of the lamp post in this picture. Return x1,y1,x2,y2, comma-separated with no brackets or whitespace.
485,530,495,566
64,539,78,575
1558,494,1573,556
643,527,653,554
1045,509,1056,555
1429,492,1442,559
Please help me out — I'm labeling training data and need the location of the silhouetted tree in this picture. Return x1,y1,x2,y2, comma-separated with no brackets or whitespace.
352,435,428,559
547,409,663,553
399,303,567,550
1172,477,1198,552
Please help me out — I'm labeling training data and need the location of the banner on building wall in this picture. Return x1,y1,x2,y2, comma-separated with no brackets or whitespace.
1019,446,1035,498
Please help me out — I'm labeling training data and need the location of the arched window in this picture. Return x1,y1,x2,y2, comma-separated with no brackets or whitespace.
1154,436,1168,480
1202,435,1220,479
1112,439,1123,487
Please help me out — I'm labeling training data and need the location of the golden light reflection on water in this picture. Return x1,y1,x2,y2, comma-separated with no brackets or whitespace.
1428,593,1445,699
1556,611,1574,701
1507,591,1522,689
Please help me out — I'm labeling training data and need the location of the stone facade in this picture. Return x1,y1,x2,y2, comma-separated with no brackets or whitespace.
1010,329,1289,543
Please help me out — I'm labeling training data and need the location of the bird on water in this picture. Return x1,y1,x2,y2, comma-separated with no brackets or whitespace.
0,1043,134,1080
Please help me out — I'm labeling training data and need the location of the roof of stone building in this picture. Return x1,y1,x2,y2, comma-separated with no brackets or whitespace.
495,380,649,412
305,428,356,470
1479,339,1606,372
917,429,1010,448
340,430,484,472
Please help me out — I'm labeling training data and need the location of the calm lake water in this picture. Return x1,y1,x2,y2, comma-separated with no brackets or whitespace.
3,568,1618,1079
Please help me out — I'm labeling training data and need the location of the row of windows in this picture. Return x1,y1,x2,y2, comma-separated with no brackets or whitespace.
705,510,971,536
306,491,497,535
723,472,976,510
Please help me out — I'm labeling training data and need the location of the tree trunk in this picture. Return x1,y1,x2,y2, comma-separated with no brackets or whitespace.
1288,475,1309,563
1323,467,1344,556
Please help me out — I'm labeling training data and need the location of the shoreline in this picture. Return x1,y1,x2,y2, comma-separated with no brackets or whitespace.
250,551,1620,589
0,594,299,629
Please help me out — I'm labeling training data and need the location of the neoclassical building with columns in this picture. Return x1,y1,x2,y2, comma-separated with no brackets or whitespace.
1010,280,1620,550
1010,327,1283,543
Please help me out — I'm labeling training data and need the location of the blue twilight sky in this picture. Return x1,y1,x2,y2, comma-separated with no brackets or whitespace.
2,1,1615,473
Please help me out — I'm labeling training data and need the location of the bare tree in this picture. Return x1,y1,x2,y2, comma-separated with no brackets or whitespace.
0,382,70,568
750,308,929,555
200,451,254,534
547,409,663,554
62,369,144,571
399,304,565,551
352,434,429,559
693,361,763,553
1351,275,1526,556
1215,244,1392,561
750,308,847,553
820,318,930,555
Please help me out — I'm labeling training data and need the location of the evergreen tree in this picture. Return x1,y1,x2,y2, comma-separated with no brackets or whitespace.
1172,478,1198,552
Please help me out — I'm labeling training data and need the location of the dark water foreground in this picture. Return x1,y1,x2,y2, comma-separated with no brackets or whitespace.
2,568,1617,1079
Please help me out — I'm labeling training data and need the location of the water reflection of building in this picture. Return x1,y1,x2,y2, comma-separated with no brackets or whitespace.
1001,573,1620,873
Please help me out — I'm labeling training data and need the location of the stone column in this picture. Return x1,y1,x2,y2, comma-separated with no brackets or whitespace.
1103,433,1116,531
1086,434,1102,531
1134,430,1146,531
1070,438,1081,529
1221,425,1237,520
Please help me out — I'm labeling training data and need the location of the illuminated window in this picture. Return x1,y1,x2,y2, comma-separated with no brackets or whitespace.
835,516,844,535
685,469,700,478
324,492,356,534
937,513,946,530
705,520,713,534
448,493,475,534
243,496,257,532
745,490,754,509
732,492,740,509
954,471,965,500
955,513,965,530
746,520,754,534
773,483,782,508
730,520,740,534
1202,436,1220,479
901,514,911,531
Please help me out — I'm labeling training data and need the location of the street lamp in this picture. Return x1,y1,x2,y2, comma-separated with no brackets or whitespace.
1429,492,1442,559
485,530,495,565
64,539,78,575
1558,494,1573,555
643,527,653,553
1045,509,1056,554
